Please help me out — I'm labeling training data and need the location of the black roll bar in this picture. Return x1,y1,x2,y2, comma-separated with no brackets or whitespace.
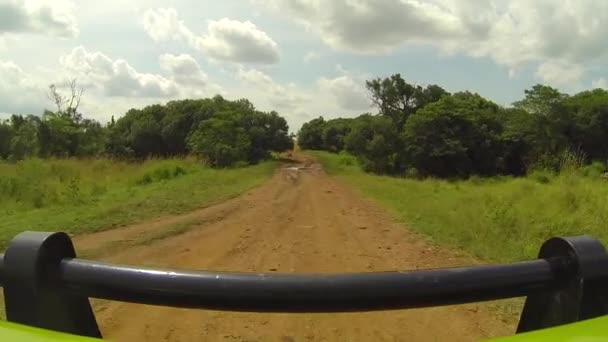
0,232,607,338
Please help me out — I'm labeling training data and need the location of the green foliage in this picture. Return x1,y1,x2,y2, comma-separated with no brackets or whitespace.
563,89,608,162
0,158,277,248
527,169,555,184
512,84,568,115
366,73,449,127
321,118,352,152
297,117,325,150
1,95,291,167
38,111,81,157
300,77,608,179
188,115,252,167
109,97,291,166
9,115,40,160
0,121,13,159
135,164,188,185
186,108,292,167
403,92,504,177
344,115,402,173
312,151,358,176
313,151,608,263
580,161,606,178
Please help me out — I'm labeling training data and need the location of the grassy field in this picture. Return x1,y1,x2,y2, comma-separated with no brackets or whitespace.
311,151,608,263
0,157,277,249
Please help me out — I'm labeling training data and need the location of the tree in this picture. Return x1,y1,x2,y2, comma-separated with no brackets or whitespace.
0,120,13,159
500,108,544,175
366,74,448,128
127,106,166,158
321,118,352,152
48,79,84,123
10,116,40,160
297,117,325,150
513,84,568,116
403,92,504,177
563,89,608,162
76,119,106,156
38,110,81,157
161,99,216,155
243,110,292,162
187,113,251,167
106,96,292,164
403,110,473,178
345,115,401,173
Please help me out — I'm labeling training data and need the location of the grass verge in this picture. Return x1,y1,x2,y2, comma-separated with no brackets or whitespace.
0,158,277,320
0,158,277,249
311,151,608,263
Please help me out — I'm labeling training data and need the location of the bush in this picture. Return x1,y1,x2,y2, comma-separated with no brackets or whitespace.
580,161,606,178
337,152,357,166
135,164,189,185
528,169,554,184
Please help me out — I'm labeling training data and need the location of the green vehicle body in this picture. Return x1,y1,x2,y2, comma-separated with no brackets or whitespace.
2,316,608,341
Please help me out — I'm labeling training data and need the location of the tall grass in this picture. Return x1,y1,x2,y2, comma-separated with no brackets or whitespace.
0,158,277,248
0,158,191,210
313,151,608,263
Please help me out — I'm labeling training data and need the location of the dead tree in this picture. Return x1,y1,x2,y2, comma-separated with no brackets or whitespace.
48,79,84,122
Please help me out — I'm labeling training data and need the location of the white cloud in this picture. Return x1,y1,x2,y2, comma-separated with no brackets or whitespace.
534,61,584,88
317,75,370,111
141,7,192,43
0,0,78,37
0,36,8,50
257,0,608,83
60,46,178,98
0,59,46,114
303,51,321,63
141,8,279,64
0,60,23,83
237,68,305,109
197,18,279,64
592,78,608,89
159,53,225,97
233,66,371,131
0,48,225,122
107,61,179,98
60,48,216,98
234,67,323,130
159,53,208,87
255,0,462,54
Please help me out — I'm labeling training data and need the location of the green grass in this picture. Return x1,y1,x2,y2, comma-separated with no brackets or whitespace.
0,157,277,249
312,151,608,263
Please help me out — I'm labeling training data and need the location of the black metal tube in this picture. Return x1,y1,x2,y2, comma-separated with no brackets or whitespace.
0,253,4,285
0,253,571,312
58,258,567,312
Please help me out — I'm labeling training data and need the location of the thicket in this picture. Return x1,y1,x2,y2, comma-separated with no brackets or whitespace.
1,83,293,167
299,75,608,178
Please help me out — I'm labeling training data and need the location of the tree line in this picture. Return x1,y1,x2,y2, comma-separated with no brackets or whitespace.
298,74,608,178
0,83,293,167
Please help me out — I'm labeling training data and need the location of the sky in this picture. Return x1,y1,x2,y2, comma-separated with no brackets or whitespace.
1,0,607,131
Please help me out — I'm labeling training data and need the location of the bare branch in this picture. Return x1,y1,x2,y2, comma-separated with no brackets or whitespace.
66,78,84,115
47,84,66,113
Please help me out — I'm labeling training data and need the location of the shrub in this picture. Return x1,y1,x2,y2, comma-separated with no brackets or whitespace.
337,152,357,166
528,169,554,184
135,164,189,185
580,161,606,178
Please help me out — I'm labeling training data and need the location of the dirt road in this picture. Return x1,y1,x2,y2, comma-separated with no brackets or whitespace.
75,155,514,341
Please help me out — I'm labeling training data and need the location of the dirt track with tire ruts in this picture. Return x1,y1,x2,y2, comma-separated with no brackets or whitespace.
75,154,514,341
